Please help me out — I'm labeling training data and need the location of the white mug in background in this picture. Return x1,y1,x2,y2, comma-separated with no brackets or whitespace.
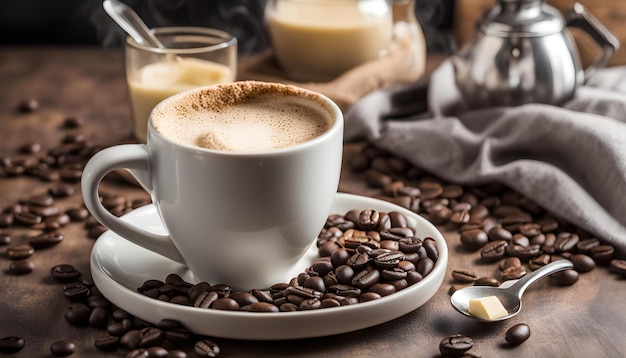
126,26,237,143
82,81,343,290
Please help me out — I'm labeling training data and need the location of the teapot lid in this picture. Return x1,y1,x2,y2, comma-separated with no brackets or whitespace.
479,0,564,37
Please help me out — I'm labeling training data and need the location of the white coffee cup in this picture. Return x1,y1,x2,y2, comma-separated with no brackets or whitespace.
82,81,343,290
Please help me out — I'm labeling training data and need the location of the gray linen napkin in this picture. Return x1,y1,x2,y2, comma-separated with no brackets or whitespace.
345,60,626,253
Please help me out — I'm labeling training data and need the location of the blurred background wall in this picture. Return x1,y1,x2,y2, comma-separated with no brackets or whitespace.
0,0,456,56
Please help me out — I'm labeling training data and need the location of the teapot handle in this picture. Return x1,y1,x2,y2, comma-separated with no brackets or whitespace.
566,3,620,81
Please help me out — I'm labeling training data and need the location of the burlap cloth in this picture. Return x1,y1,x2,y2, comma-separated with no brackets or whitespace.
237,41,426,112
344,59,626,253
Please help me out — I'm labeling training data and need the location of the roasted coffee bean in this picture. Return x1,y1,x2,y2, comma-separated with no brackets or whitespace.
528,254,551,271
451,270,478,283
230,292,259,307
107,319,134,337
194,291,219,309
303,276,326,293
49,184,76,198
428,204,452,225
368,282,397,297
398,237,422,252
8,259,34,275
250,288,274,303
63,116,84,128
145,347,169,357
511,233,530,247
381,267,408,281
164,330,192,345
120,330,142,350
474,277,500,287
94,335,120,351
506,244,541,260
6,244,35,260
195,339,220,357
0,232,11,246
327,284,361,297
439,334,473,357
505,323,531,346
422,237,439,261
419,181,443,200
406,270,424,285
0,336,26,353
351,267,380,289
576,238,600,254
500,257,522,270
501,265,527,280
89,306,109,328
450,210,471,225
480,240,508,262
50,339,75,356
330,248,353,268
590,245,615,265
211,297,240,311
347,252,370,269
359,292,382,302
51,264,81,283
416,257,434,277
335,265,355,284
373,251,404,268
0,233,10,246
380,227,414,241
138,327,164,348
63,281,90,302
112,308,132,322
65,302,91,326
166,350,187,358
554,232,580,252
518,223,541,237
17,98,39,112
609,259,626,277
542,233,556,254
550,269,579,285
14,211,42,226
28,193,54,207
0,212,14,227
460,229,488,251
356,209,379,231
387,211,408,228
29,232,64,249
570,254,595,273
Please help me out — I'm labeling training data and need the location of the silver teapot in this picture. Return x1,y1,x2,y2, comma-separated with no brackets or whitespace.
452,0,619,107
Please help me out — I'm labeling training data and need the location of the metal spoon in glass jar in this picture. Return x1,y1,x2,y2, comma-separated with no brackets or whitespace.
450,260,574,322
102,0,164,48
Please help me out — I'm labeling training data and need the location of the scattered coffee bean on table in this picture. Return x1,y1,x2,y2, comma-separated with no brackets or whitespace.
439,334,474,356
49,339,75,357
8,259,34,275
0,336,25,354
51,264,82,283
505,323,531,346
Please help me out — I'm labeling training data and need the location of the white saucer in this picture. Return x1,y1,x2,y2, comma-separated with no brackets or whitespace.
90,192,448,340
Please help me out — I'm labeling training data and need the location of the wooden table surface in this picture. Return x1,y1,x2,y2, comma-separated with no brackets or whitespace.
1,47,625,358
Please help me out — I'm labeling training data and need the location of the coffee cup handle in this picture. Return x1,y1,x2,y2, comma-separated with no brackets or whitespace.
81,144,185,264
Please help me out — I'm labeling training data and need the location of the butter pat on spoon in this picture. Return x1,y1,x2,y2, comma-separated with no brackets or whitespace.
450,260,574,322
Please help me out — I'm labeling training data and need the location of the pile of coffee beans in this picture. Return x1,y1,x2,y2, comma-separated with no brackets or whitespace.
349,143,626,354
136,209,439,312
349,143,626,282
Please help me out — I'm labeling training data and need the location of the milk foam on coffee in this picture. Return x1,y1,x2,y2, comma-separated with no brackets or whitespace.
151,81,333,152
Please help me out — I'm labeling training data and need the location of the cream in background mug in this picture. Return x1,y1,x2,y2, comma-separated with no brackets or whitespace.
82,81,343,290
